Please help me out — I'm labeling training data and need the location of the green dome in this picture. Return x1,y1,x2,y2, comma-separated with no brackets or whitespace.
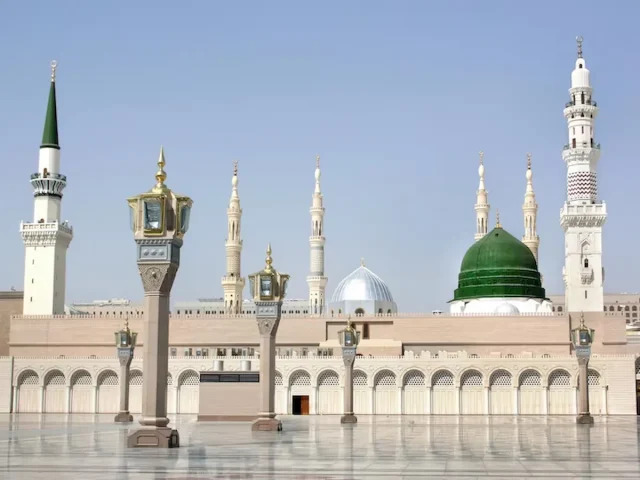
452,226,546,302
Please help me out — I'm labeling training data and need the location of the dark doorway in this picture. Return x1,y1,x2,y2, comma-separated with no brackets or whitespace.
292,395,310,415
636,380,640,415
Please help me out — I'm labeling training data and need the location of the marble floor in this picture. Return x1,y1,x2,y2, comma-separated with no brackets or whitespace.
0,415,639,479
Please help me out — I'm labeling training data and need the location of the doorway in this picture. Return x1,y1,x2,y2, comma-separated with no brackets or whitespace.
292,395,310,415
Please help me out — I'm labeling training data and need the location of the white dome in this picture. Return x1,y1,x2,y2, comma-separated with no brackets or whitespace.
331,265,394,303
494,302,520,315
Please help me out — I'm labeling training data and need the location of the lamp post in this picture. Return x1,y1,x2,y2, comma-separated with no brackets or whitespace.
114,319,138,423
248,244,289,431
338,315,360,424
572,312,595,424
126,147,193,448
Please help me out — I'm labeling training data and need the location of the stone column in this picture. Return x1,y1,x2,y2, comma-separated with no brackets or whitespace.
115,347,134,423
128,262,180,447
576,357,593,424
252,301,282,431
340,346,357,424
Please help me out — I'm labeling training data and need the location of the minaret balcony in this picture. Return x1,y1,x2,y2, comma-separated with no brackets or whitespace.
565,99,597,108
563,141,600,151
30,172,67,197
221,275,245,285
560,202,607,229
20,220,73,235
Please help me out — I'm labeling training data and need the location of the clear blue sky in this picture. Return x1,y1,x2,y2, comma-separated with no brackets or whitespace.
1,1,639,311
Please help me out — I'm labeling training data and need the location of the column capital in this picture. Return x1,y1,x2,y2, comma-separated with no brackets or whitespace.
117,347,134,367
138,263,178,294
342,347,356,367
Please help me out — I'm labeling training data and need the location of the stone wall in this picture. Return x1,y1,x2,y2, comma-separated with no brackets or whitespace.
0,292,23,356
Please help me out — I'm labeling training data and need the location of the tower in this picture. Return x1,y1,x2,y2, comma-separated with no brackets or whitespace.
221,160,245,314
561,37,606,312
307,155,328,315
474,151,490,241
522,153,540,263
20,61,73,315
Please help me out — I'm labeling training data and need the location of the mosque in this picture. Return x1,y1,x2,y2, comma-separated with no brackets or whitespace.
0,39,639,417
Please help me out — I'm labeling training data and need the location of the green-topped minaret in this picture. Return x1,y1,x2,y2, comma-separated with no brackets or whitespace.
41,60,59,149
20,60,73,316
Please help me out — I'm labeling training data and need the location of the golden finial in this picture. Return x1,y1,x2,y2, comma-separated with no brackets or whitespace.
316,154,320,169
347,314,353,330
527,152,532,169
360,257,365,267
154,146,167,191
576,36,583,59
124,317,130,332
496,209,501,228
579,311,585,328
264,243,273,272
233,160,238,176
50,60,57,82
479,151,484,165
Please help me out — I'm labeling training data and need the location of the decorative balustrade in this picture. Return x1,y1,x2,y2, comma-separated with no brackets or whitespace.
20,221,73,235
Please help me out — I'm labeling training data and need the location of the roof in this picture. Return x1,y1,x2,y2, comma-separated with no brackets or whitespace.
331,265,394,303
452,226,546,302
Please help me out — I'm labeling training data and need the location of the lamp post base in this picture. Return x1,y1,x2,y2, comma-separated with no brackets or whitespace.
576,414,594,424
251,417,283,432
114,412,134,423
340,414,358,424
127,427,180,448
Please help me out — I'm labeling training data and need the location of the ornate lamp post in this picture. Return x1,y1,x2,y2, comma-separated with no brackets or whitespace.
114,319,138,423
126,147,193,448
248,244,289,431
338,315,360,424
572,313,595,424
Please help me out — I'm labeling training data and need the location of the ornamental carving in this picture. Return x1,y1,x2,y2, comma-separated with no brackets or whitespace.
257,318,280,335
138,263,177,293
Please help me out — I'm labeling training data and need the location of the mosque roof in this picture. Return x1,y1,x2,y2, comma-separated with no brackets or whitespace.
331,262,394,303
452,226,546,302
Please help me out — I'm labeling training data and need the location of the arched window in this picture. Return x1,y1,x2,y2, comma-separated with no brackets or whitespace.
377,308,383,315
584,258,589,268
354,308,365,316
558,306,563,312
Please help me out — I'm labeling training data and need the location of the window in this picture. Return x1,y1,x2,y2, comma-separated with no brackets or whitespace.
581,126,584,134
363,323,370,339
170,348,177,357
558,306,563,312
633,306,638,311
584,258,589,268
572,138,576,148
217,348,227,356
184,348,192,357
625,306,630,311
202,348,209,357
585,291,588,299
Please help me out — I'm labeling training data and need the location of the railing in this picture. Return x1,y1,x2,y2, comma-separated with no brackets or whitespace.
565,99,598,108
30,172,67,181
563,142,601,150
20,221,73,235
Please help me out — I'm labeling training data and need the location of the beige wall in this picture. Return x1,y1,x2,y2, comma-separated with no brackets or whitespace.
0,292,23,357
8,311,636,357
198,381,259,420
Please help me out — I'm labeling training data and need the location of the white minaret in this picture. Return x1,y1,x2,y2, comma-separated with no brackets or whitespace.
561,37,606,312
474,151,490,241
307,155,328,315
221,160,245,314
522,153,540,263
21,61,73,315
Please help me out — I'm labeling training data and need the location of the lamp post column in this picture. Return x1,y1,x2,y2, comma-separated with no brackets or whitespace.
577,356,593,424
341,346,357,424
115,347,134,423
253,301,282,431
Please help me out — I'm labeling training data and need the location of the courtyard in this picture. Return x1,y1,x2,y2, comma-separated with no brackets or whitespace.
0,415,639,478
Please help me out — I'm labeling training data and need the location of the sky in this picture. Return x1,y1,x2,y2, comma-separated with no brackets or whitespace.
1,1,639,312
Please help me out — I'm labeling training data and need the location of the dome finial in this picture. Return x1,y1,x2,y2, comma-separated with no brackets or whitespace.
233,159,238,176
527,152,531,170
479,150,484,166
576,36,583,59
496,209,501,228
360,257,365,267
314,155,321,193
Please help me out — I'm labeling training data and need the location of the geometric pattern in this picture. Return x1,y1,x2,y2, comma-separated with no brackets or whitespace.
549,370,571,387
519,370,541,386
490,370,512,387
567,171,597,201
461,370,483,387
403,370,425,386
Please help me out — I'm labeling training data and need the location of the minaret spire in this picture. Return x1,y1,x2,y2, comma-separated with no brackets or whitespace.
522,153,540,263
41,61,59,149
21,61,73,315
307,154,328,315
561,36,606,312
474,151,490,241
221,160,245,314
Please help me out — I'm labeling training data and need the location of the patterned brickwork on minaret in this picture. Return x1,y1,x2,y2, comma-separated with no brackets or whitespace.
21,61,73,315
307,155,328,315
221,161,245,314
560,37,606,312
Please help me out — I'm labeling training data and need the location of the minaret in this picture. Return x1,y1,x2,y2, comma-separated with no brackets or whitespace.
560,37,606,312
474,151,490,241
307,155,328,315
20,61,73,315
221,160,245,314
522,153,540,263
